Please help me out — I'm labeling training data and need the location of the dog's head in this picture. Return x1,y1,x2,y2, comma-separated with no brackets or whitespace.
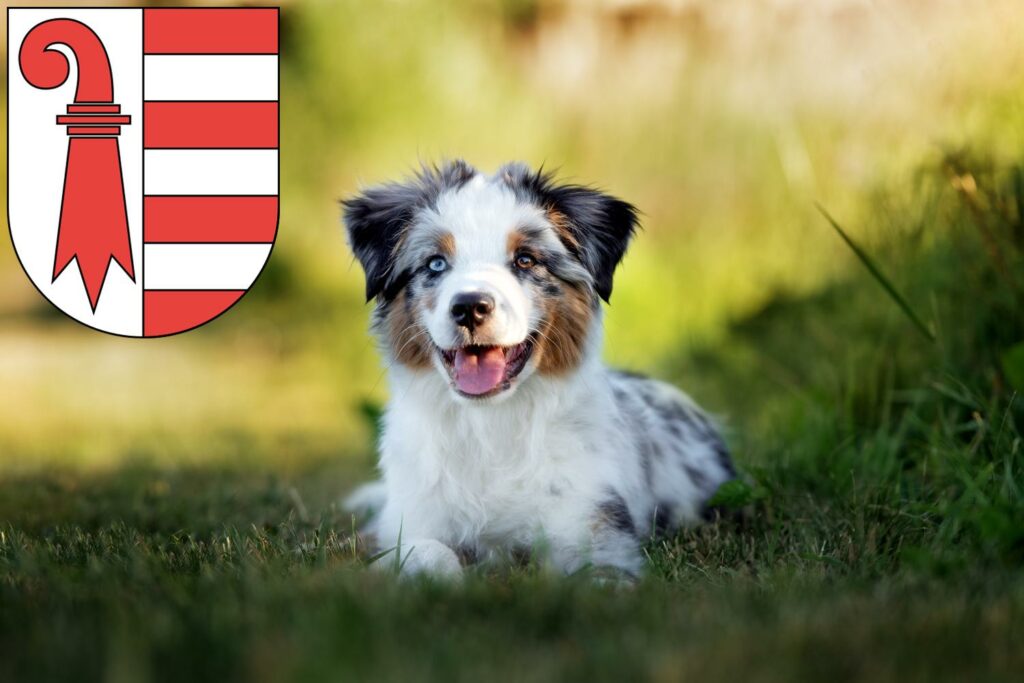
343,160,638,402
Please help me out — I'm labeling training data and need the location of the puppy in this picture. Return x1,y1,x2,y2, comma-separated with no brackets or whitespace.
342,160,735,578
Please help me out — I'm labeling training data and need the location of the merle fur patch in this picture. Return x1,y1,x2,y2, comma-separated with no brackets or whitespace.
598,492,636,536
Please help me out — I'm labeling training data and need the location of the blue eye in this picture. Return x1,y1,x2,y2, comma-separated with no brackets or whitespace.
428,256,448,273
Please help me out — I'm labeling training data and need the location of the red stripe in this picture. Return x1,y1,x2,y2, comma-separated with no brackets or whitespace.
144,196,278,243
68,104,120,113
144,9,278,54
143,102,277,149
144,290,245,337
68,127,120,135
57,115,131,125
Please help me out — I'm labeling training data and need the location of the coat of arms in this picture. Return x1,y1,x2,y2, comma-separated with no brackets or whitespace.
8,8,279,336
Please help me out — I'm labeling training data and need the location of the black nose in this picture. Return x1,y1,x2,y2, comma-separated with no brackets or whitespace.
450,292,495,331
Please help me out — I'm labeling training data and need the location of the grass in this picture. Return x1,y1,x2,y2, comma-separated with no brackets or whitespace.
2,151,1023,682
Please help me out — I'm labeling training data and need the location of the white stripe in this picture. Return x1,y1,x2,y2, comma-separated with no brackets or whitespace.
144,150,277,195
144,55,278,101
144,244,272,290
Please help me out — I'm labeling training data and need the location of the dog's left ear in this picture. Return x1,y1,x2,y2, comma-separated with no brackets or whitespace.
546,184,639,302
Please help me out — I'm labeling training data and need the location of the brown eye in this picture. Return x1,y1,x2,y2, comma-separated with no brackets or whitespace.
514,253,536,270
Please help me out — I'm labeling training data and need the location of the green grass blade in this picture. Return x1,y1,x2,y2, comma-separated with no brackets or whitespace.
815,203,936,342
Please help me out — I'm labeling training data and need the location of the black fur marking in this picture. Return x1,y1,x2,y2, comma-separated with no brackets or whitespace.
517,262,550,285
515,225,550,244
543,252,570,272
510,546,533,567
420,268,444,289
684,462,711,493
383,268,416,301
648,393,723,448
650,440,666,463
702,503,731,523
612,368,650,382
499,162,639,302
689,409,719,443
653,502,673,536
714,439,737,479
342,160,476,302
598,492,636,536
529,252,593,301
455,544,478,565
655,398,694,434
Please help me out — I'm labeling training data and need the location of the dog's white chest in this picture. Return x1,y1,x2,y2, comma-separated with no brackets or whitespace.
381,377,621,549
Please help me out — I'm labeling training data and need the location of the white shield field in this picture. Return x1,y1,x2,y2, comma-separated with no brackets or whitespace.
8,7,279,337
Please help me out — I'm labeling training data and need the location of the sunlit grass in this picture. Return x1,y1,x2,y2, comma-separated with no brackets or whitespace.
0,323,378,470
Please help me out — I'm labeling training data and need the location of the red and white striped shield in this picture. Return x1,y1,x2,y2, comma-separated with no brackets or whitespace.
7,7,279,337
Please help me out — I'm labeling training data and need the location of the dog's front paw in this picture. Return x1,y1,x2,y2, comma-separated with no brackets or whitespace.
388,538,464,580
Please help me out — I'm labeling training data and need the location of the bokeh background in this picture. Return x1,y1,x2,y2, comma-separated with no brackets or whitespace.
3,0,1021,471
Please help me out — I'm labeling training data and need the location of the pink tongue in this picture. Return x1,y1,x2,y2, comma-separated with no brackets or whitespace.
454,347,507,395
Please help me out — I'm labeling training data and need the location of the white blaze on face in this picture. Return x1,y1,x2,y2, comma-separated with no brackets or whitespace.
419,175,548,350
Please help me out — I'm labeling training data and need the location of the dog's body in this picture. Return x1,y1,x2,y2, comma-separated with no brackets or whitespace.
343,161,734,578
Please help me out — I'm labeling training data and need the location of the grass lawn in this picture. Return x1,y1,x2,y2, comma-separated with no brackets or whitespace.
1,151,1022,682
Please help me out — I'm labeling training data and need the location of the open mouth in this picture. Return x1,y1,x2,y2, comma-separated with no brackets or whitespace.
437,337,535,398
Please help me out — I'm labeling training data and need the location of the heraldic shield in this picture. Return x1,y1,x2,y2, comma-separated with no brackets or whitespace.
7,8,279,337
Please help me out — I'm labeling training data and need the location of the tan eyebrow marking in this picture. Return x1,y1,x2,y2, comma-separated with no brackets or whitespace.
507,228,528,256
436,230,456,258
507,225,552,256
546,208,580,251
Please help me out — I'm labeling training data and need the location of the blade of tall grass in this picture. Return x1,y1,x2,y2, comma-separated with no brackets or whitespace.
815,203,936,342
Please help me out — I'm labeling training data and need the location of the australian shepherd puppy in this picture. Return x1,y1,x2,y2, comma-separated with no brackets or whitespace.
342,160,735,579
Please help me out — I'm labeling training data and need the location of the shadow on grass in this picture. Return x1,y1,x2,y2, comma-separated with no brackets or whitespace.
0,457,370,537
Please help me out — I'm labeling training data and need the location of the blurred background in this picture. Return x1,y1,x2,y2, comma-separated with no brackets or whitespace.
2,0,1023,472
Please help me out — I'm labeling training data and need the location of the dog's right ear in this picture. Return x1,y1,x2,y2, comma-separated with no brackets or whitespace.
343,161,478,302
342,182,420,302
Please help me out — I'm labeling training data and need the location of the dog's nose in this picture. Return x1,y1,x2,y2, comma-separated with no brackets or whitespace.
450,292,495,331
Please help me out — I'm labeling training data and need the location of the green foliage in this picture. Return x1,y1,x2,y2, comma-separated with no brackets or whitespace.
814,203,936,342
1002,342,1024,391
705,478,766,510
